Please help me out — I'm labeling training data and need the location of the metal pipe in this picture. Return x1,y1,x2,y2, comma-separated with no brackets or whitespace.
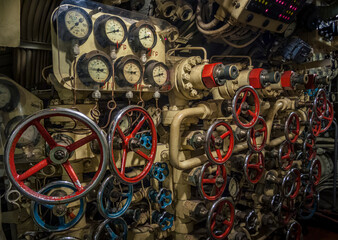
266,100,284,144
169,104,211,170
166,47,208,62
333,120,337,209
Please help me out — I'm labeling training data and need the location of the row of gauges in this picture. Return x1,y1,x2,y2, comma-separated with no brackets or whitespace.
55,6,157,52
76,51,169,87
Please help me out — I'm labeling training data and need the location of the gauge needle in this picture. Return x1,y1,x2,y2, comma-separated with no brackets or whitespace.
70,18,84,30
126,71,137,74
140,35,150,40
154,73,164,77
107,29,120,34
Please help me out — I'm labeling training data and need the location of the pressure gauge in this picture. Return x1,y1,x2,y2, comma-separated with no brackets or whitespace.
94,15,127,48
228,177,240,198
5,116,39,148
54,6,92,45
144,61,169,87
115,55,143,87
128,21,157,51
0,80,20,112
76,50,113,87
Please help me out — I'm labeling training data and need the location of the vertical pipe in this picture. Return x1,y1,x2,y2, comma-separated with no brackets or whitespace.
333,120,337,209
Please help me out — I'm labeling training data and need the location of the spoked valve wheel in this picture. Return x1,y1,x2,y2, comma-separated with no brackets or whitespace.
232,86,260,129
286,221,302,240
108,106,157,184
207,197,235,240
278,141,295,171
198,162,227,201
319,100,334,134
205,120,234,165
284,112,300,143
309,159,321,186
247,116,267,152
94,218,128,240
244,152,265,184
303,134,316,161
313,88,327,119
4,108,108,204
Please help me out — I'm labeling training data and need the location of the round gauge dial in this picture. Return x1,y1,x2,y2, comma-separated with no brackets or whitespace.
77,50,113,87
0,79,20,112
228,177,239,198
94,15,127,47
0,83,11,109
54,7,92,45
145,61,169,87
128,21,157,52
5,116,39,148
115,55,143,87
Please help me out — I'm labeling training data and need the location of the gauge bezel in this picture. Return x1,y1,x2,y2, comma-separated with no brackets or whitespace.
76,50,113,87
128,21,157,52
53,6,92,45
5,116,40,148
228,177,240,198
144,60,169,87
115,55,143,87
0,80,20,112
94,15,128,48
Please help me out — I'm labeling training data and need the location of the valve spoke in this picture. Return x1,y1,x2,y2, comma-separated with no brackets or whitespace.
58,216,65,225
67,133,97,152
202,178,216,184
135,149,151,161
62,161,83,191
216,149,223,160
17,158,50,181
131,116,146,136
220,131,230,139
120,149,127,175
116,125,126,142
33,120,57,149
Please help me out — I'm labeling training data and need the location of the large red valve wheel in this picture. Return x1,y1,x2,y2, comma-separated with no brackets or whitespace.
232,86,260,129
286,221,302,240
244,152,265,184
303,134,316,161
247,116,267,152
198,162,227,201
310,159,321,186
4,108,108,204
207,197,235,240
278,141,295,171
284,112,300,143
319,100,334,133
108,106,157,184
205,120,234,165
313,89,327,119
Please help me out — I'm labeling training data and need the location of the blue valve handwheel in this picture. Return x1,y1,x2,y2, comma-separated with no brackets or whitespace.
97,175,133,219
152,162,169,182
159,214,174,231
31,181,85,232
157,189,172,209
94,218,128,240
139,134,152,150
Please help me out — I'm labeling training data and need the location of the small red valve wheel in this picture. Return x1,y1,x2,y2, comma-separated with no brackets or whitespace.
303,134,316,161
207,197,235,240
198,162,227,201
310,159,321,186
4,108,108,204
286,221,302,240
289,169,301,199
313,88,327,119
232,86,260,129
319,100,334,134
280,198,295,225
205,120,234,165
244,152,265,184
284,112,300,143
278,141,295,171
303,184,319,209
309,114,321,137
108,106,157,184
247,116,267,152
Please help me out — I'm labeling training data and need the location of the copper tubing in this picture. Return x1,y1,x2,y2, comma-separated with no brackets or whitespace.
169,105,211,170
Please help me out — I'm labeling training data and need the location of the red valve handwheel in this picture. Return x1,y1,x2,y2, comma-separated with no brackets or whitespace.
309,114,321,137
244,152,265,184
310,159,321,186
4,108,108,204
205,120,234,165
289,169,301,199
284,112,300,143
313,89,327,119
303,134,316,161
280,198,295,225
198,162,227,201
108,106,157,184
286,221,302,240
278,141,295,171
303,184,318,209
247,116,267,152
319,100,334,134
207,197,235,240
232,86,260,129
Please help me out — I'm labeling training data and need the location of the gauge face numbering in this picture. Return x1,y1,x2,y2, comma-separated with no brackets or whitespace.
115,55,143,87
77,51,113,87
145,61,169,87
0,80,20,112
94,15,127,48
55,6,92,45
129,22,157,52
